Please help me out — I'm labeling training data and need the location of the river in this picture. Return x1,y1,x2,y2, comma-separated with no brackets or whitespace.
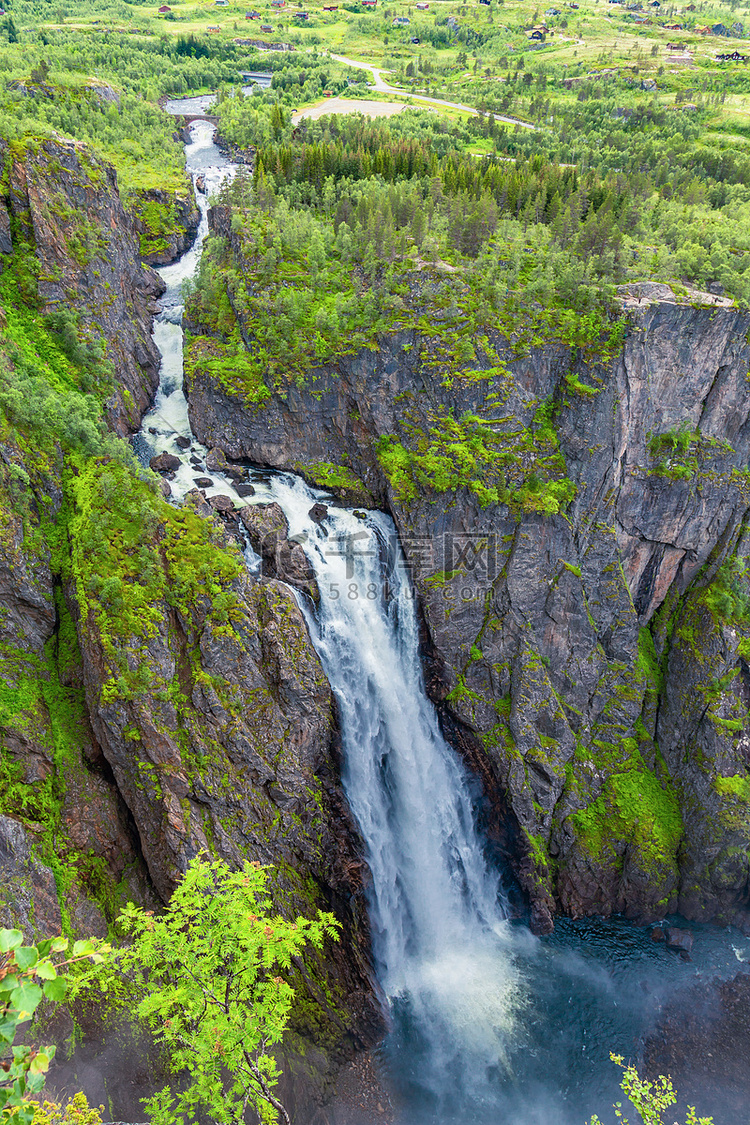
132,109,749,1125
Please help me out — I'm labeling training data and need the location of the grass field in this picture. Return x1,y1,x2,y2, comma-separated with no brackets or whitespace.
6,0,750,152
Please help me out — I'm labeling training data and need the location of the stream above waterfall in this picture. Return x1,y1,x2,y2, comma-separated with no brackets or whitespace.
132,106,750,1125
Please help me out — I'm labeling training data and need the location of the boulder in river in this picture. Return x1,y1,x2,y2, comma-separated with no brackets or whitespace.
309,502,328,524
183,488,212,518
149,451,181,474
175,435,191,449
205,447,228,472
193,477,213,489
209,494,235,512
665,926,694,954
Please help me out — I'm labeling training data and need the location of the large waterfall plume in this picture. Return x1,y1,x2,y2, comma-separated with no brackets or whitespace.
250,474,525,1117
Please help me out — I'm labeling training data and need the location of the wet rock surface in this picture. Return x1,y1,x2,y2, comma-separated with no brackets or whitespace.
240,501,319,600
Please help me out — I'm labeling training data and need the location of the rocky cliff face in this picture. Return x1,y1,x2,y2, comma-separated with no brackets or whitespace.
186,220,750,934
0,138,382,1112
129,186,200,266
0,136,165,434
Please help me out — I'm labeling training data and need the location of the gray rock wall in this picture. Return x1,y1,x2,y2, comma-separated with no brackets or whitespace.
186,267,750,933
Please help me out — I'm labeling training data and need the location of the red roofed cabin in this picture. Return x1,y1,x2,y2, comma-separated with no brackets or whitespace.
362,1,377,7
158,4,171,11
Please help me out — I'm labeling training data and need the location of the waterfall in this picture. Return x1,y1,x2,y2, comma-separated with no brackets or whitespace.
249,475,524,1113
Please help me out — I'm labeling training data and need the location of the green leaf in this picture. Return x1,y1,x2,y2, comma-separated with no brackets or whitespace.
72,939,97,957
10,981,43,1020
42,977,67,1003
0,973,20,996
0,930,23,952
50,937,68,953
13,947,38,972
34,960,57,981
28,1051,52,1075
0,1016,18,1043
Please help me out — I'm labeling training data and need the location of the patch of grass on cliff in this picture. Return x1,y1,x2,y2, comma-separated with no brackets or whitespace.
131,195,186,261
295,460,370,498
66,460,246,701
703,556,750,626
377,398,576,514
715,774,750,802
185,332,271,407
571,756,683,879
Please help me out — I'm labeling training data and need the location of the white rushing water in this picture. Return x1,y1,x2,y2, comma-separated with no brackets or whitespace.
249,475,524,1092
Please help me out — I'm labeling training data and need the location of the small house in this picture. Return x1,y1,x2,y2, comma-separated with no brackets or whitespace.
393,16,410,25
215,0,229,6
529,28,544,39
416,2,428,8
293,11,309,18
158,5,171,12
323,5,339,9
260,23,273,30
207,25,222,31
362,1,377,8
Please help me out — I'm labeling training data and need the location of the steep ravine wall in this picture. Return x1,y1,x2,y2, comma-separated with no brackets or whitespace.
0,136,383,1113
186,247,750,934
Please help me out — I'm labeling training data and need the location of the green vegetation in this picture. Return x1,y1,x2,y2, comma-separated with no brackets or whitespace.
715,773,750,802
571,749,683,879
588,1053,713,1125
377,401,576,512
31,1094,103,1125
92,855,339,1125
703,556,750,624
0,928,108,1125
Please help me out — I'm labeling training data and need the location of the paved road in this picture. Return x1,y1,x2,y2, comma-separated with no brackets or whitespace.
329,53,537,129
